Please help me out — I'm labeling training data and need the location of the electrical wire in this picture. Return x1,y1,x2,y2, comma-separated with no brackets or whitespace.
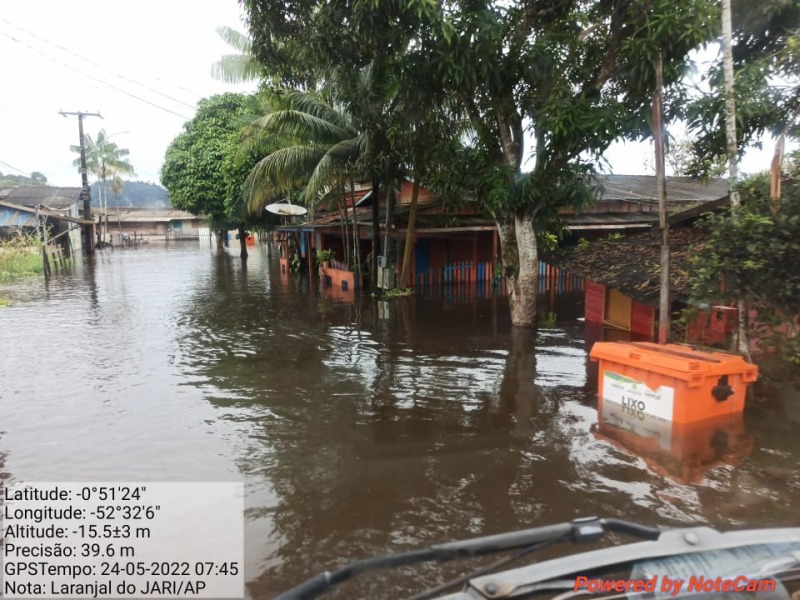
0,160,35,177
0,17,200,110
0,31,192,121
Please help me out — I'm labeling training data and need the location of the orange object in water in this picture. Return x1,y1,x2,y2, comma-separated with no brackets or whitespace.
589,342,758,423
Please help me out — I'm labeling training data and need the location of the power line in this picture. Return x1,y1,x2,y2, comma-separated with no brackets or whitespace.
0,160,34,177
0,17,201,110
1,31,193,121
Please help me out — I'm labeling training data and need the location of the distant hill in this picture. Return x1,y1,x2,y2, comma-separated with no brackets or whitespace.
90,181,170,208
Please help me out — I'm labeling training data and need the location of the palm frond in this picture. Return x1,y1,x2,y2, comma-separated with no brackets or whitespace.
215,26,253,54
251,109,354,144
244,144,331,213
211,55,263,84
282,90,354,132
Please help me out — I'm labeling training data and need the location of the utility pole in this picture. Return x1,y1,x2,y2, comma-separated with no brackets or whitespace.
653,51,669,344
59,110,102,255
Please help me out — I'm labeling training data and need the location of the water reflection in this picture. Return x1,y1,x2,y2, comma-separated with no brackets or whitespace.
593,405,754,484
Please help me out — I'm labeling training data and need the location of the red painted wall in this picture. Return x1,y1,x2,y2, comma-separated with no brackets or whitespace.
631,301,655,337
585,281,606,324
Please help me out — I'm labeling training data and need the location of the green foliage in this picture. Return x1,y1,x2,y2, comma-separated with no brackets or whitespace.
290,252,302,273
243,89,363,214
537,231,559,253
162,93,265,231
211,26,265,84
0,234,44,281
538,312,557,328
315,248,334,264
690,174,800,361
71,130,136,182
577,238,591,249
685,0,800,175
0,171,48,187
383,287,413,299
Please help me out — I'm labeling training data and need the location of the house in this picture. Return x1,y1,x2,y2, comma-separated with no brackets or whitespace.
547,216,742,349
0,186,88,254
561,174,729,236
277,175,729,296
103,208,206,242
276,180,500,291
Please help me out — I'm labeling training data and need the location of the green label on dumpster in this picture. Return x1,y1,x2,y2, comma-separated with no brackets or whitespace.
603,371,675,421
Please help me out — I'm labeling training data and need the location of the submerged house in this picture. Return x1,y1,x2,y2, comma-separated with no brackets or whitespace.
277,175,729,298
562,175,729,236
103,208,206,241
276,180,501,291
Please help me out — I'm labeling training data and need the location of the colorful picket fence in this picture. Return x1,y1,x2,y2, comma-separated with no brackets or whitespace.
415,260,583,295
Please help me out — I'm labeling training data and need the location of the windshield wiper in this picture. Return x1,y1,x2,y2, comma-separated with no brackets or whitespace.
275,517,662,600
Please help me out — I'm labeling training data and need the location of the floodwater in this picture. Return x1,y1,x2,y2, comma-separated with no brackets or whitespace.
0,244,798,599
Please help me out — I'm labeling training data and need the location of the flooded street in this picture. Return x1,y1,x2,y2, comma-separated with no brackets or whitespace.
1,244,798,599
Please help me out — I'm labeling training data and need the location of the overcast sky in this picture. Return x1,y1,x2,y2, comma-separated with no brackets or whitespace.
0,2,789,189
0,0,255,187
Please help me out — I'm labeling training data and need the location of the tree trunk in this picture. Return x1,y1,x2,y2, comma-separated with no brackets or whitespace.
399,177,422,288
510,209,538,328
238,224,248,260
349,179,362,274
383,184,396,288
722,0,749,357
338,193,350,268
370,178,380,289
216,230,225,253
496,212,519,307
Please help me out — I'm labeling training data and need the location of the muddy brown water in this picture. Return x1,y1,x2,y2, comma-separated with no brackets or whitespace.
0,245,798,599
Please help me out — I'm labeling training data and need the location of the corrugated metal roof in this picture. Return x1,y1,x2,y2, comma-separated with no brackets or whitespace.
596,175,728,203
106,209,202,222
0,186,82,209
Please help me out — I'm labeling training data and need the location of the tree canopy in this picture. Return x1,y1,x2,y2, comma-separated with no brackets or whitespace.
686,0,800,176
161,93,263,232
0,171,47,186
241,0,718,324
691,174,800,362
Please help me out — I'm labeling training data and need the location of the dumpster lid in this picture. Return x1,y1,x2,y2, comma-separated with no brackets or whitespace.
589,341,758,377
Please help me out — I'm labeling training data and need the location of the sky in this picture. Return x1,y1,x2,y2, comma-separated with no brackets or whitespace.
0,0,255,187
0,2,790,189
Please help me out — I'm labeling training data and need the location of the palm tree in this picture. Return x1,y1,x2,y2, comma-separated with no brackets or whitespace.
72,130,136,244
244,89,366,268
210,26,264,84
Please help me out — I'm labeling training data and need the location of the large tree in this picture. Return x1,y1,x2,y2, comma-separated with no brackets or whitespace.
161,93,262,258
242,0,717,326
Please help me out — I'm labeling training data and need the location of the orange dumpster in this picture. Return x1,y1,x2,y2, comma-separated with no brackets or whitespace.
589,342,758,423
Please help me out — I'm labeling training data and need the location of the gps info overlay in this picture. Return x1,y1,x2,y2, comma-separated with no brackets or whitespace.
2,482,244,598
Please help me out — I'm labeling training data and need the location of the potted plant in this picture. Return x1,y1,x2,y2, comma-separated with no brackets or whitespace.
315,248,334,268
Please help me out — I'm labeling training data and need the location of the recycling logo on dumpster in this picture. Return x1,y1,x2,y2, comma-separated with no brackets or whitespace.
602,371,675,421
